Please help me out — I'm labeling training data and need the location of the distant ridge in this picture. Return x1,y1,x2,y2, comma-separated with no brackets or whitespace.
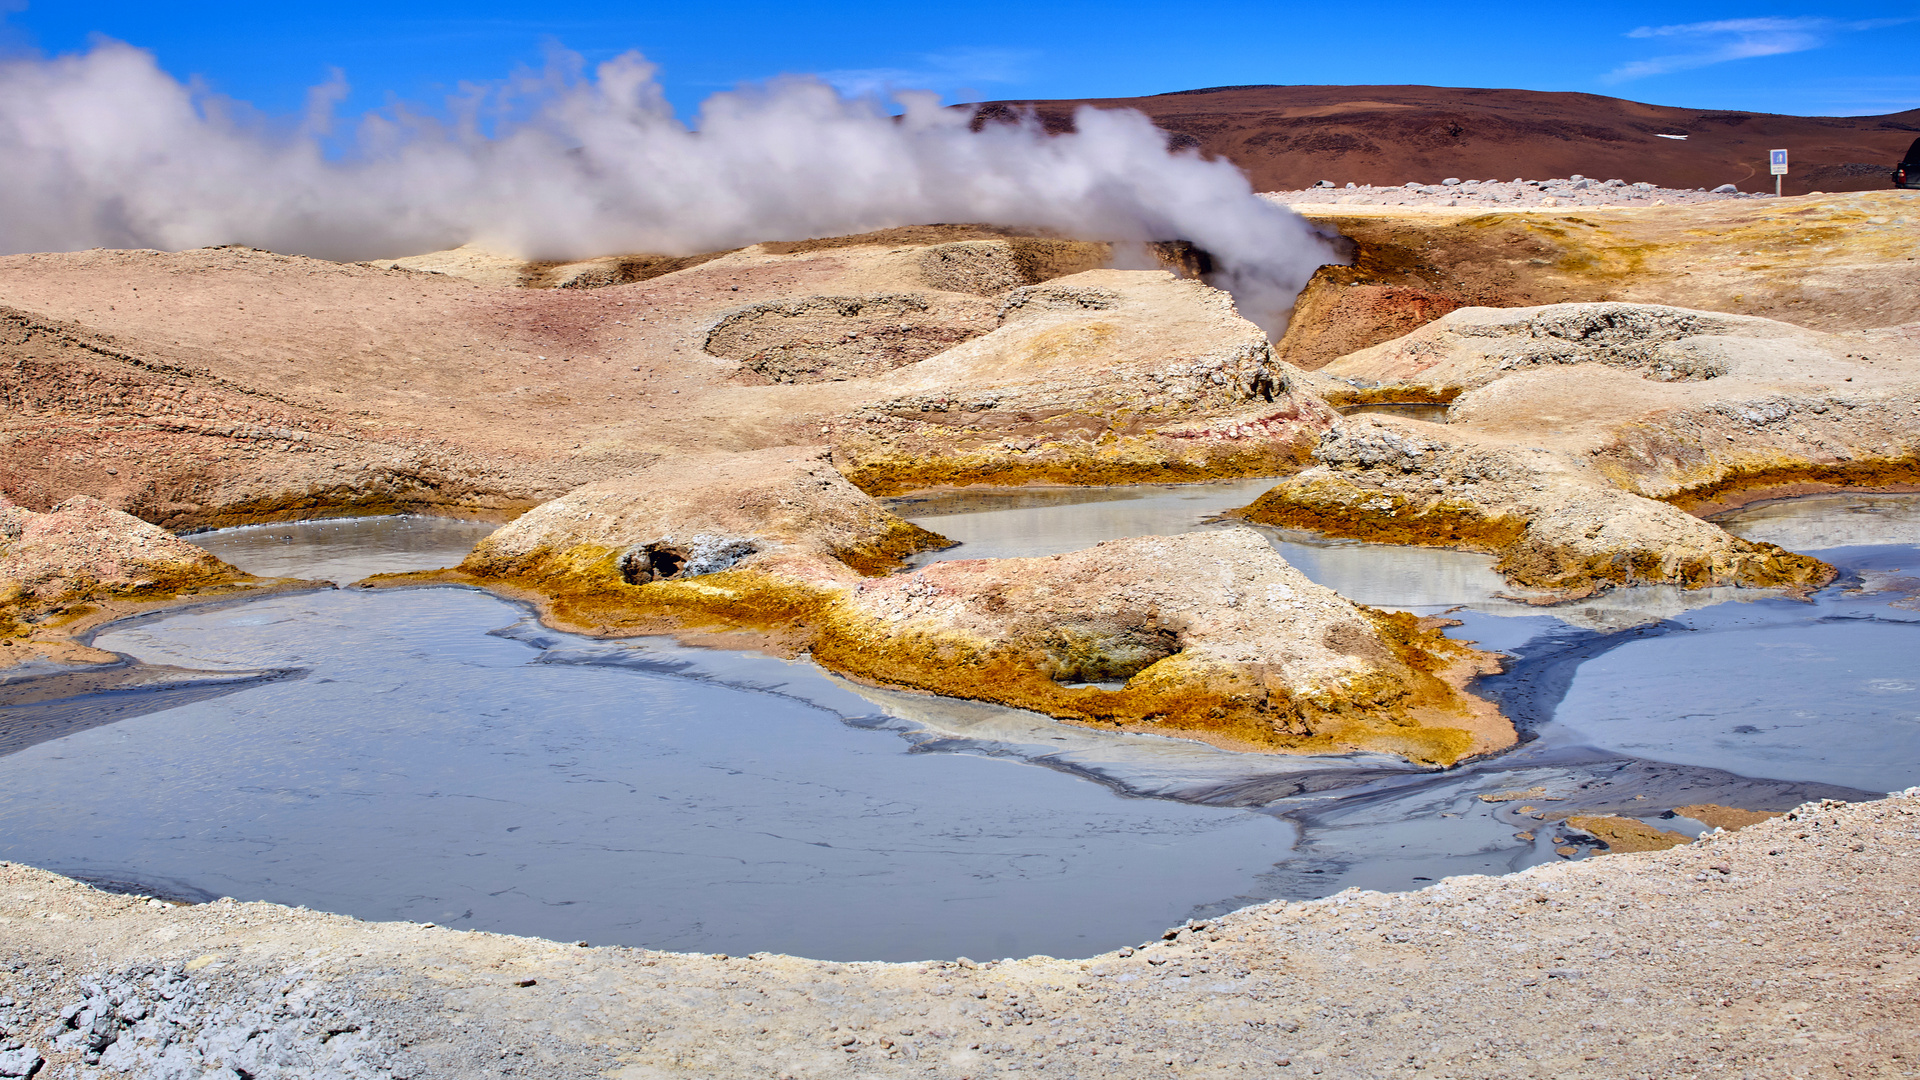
967,84,1920,195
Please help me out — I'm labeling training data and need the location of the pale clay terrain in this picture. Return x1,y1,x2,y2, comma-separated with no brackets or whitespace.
2,194,1919,1077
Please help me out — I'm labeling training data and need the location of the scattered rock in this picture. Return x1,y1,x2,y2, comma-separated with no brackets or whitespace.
1320,302,1830,396
38,962,398,1079
833,269,1336,493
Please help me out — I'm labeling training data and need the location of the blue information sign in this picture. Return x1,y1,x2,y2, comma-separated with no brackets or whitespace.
1769,149,1789,175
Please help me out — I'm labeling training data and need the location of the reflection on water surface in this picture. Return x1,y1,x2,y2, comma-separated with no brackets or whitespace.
183,514,497,584
1716,492,1920,551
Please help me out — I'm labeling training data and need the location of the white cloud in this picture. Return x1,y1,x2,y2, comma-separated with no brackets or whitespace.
1602,16,1888,83
816,47,1035,100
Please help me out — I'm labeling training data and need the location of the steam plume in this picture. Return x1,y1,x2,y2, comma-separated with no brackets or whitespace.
0,41,1340,334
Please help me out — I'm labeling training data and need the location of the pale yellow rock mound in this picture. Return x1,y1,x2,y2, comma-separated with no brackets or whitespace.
1237,416,1832,598
454,445,946,585
1321,302,1842,399
834,269,1336,492
815,528,1510,764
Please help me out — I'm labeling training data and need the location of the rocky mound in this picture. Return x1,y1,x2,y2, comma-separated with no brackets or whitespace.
831,269,1336,493
1272,193,1920,370
1321,302,1832,398
1236,417,1833,598
815,528,1508,764
450,445,945,578
0,494,265,662
1323,300,1920,510
400,446,943,648
1589,391,1920,514
1234,298,1918,597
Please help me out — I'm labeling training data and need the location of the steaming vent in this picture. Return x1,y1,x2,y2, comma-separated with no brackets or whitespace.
1035,623,1183,687
0,41,1346,337
620,535,759,584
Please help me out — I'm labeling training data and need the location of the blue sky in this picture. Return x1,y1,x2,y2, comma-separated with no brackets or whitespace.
3,1,1917,123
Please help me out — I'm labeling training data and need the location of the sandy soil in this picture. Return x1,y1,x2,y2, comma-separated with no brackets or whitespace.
1,792,1913,1079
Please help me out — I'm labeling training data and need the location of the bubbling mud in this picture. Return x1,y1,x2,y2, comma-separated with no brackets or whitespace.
0,587,1301,962
2,496,1915,959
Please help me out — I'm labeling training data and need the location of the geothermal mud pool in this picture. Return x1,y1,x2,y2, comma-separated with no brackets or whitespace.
0,488,1915,963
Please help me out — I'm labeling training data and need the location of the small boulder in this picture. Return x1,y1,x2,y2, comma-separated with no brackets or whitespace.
0,1047,43,1079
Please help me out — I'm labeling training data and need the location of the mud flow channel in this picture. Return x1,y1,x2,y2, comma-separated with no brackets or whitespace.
0,490,1915,960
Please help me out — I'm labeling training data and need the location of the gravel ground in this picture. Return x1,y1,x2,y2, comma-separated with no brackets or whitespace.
1,791,1915,1079
1265,176,1785,209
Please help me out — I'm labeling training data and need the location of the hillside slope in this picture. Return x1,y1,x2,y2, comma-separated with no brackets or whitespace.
972,84,1920,195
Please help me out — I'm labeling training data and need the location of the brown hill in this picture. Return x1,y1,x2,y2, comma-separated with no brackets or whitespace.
970,84,1920,196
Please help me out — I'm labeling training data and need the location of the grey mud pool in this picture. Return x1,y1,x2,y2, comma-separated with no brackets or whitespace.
0,489,1914,961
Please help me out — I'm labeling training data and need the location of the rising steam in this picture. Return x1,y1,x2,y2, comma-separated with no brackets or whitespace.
0,41,1340,334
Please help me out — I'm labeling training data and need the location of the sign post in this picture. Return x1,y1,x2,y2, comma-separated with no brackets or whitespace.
1770,149,1789,197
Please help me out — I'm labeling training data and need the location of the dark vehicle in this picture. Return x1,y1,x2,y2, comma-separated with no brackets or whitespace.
1896,138,1920,189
